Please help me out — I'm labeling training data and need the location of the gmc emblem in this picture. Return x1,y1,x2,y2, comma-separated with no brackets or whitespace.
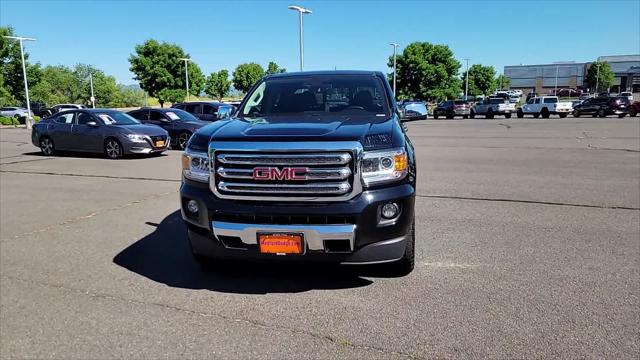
252,167,308,181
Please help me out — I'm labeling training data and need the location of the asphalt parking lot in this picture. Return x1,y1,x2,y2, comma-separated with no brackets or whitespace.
1,116,639,359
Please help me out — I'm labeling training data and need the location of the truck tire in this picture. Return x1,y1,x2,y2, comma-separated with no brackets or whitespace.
559,113,567,118
517,109,524,118
433,112,439,119
486,109,494,119
504,113,512,119
630,108,637,117
386,219,415,276
598,108,606,118
541,108,550,118
533,113,540,118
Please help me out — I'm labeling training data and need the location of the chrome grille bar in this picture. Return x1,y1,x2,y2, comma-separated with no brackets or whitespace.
217,167,351,180
218,181,351,194
217,153,351,166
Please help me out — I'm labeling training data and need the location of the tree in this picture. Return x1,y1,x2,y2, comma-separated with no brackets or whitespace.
1,26,40,103
585,61,615,93
232,63,264,93
0,73,16,107
129,39,201,107
387,42,461,101
157,88,186,105
495,75,510,91
461,64,496,96
266,61,286,75
205,70,231,100
73,64,122,107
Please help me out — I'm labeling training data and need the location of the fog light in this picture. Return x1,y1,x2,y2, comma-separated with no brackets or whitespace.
381,202,399,219
187,200,199,213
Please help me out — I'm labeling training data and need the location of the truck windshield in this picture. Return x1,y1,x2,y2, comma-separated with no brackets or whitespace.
239,75,390,118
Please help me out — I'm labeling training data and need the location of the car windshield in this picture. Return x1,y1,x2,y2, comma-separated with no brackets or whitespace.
165,109,199,121
239,75,390,118
96,111,140,125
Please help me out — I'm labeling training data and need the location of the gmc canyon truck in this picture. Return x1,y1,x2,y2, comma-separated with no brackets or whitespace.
180,71,422,275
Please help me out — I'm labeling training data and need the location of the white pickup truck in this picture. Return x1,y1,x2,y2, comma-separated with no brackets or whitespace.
471,97,516,119
516,96,572,118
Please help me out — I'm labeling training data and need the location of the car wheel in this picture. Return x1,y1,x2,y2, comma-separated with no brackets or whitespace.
433,113,439,119
104,138,123,159
541,108,550,118
598,109,606,118
559,113,567,118
39,137,55,156
504,113,512,119
176,132,191,150
470,110,475,119
517,109,524,118
385,218,415,276
573,110,581,117
462,115,468,119
446,112,454,119
618,114,626,118
486,109,494,119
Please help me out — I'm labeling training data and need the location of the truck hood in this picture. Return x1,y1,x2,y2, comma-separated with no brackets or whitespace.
195,115,402,149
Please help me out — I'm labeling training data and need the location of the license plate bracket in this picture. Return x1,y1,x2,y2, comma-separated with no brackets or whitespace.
258,233,304,255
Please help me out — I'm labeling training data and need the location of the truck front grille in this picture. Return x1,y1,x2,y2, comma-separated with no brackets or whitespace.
210,142,363,202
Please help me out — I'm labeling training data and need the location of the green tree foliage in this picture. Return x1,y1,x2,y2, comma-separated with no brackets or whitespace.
388,42,461,101
585,61,615,93
266,61,286,75
73,64,122,107
0,72,17,106
495,74,510,90
0,26,39,103
157,88,186,106
129,39,203,106
119,85,146,107
205,70,231,100
461,64,496,96
232,63,264,93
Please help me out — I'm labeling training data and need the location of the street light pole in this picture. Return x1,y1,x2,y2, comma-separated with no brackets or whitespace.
595,62,600,94
89,73,95,108
3,35,36,129
464,58,470,100
390,43,399,98
288,5,312,71
179,58,191,101
554,66,559,95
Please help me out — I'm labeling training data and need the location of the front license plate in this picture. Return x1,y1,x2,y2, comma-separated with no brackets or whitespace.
258,233,303,254
155,140,165,147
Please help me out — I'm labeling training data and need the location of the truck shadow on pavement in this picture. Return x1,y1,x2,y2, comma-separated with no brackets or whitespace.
113,211,376,294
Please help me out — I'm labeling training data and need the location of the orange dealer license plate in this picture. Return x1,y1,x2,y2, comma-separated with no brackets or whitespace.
258,233,303,255
155,140,165,147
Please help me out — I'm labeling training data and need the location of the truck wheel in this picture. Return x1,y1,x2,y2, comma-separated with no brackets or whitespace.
387,219,415,276
630,108,637,117
541,108,550,118
504,113,512,119
533,113,540,118
559,113,567,118
573,110,581,117
517,109,524,118
433,113,439,119
470,110,475,119
486,109,494,119
598,109,606,118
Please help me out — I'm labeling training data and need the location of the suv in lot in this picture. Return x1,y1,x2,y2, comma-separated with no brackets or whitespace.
432,100,470,119
180,71,420,275
171,101,235,122
572,96,630,118
517,96,572,118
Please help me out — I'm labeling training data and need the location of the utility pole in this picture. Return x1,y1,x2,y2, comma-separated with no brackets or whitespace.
3,35,36,129
89,73,95,108
390,43,399,98
288,5,312,71
464,58,470,100
595,62,600,94
179,58,191,101
554,66,559,95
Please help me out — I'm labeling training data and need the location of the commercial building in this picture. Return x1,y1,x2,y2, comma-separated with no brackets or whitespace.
504,54,640,95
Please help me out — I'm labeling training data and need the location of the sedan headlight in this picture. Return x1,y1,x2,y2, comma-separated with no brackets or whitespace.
181,149,210,183
126,134,148,143
361,148,408,187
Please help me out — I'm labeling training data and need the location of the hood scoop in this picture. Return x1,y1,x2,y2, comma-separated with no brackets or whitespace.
242,122,340,136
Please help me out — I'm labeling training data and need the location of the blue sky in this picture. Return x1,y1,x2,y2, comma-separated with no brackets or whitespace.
2,0,639,85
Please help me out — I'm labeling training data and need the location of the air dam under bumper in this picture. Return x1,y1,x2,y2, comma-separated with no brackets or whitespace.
181,182,415,264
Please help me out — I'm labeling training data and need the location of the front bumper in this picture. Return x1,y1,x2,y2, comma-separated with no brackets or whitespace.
123,136,170,154
454,109,471,115
180,181,415,264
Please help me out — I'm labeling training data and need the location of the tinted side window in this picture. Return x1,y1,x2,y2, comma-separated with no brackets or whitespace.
76,112,94,125
185,104,201,113
543,98,558,104
173,104,184,110
149,111,165,121
534,99,540,104
129,110,148,120
202,104,218,115
55,113,75,124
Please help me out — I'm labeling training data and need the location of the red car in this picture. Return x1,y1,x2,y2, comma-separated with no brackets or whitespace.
629,101,640,117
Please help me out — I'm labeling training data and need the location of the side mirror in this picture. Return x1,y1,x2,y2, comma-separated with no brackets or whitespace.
400,102,428,122
86,121,99,127
217,107,232,119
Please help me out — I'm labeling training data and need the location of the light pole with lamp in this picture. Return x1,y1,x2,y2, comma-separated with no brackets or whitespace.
288,5,312,71
390,43,399,98
3,35,36,129
463,58,470,100
179,58,191,101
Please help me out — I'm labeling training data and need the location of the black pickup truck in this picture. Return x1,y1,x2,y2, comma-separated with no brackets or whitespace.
179,71,424,275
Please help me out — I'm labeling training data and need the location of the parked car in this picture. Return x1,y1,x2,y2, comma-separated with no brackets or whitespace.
128,108,210,150
516,96,572,118
620,92,633,102
579,93,593,100
572,96,630,118
171,101,235,121
42,104,88,118
629,101,640,117
432,100,470,119
31,109,169,159
471,97,516,119
554,88,582,97
180,70,419,275
0,107,30,121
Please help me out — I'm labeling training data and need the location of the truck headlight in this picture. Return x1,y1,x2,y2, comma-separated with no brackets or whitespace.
126,134,148,143
361,148,408,187
181,150,210,183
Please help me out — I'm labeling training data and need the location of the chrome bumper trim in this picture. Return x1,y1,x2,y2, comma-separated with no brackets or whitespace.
211,221,356,251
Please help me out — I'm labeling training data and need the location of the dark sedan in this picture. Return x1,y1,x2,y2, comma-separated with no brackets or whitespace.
31,109,169,159
171,101,234,121
127,108,208,150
